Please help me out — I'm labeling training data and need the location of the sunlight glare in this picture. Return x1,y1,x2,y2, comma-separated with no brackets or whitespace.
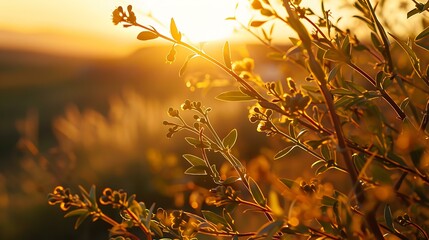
132,0,244,42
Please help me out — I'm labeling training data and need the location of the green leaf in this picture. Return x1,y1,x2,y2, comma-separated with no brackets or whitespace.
316,219,335,234
88,185,97,207
410,146,425,169
249,177,266,206
222,176,240,185
416,26,429,41
407,8,420,18
202,210,228,230
64,209,89,218
137,31,158,41
223,209,235,231
341,35,351,57
150,220,164,237
74,211,90,229
179,54,197,77
353,15,374,30
321,144,330,160
311,160,325,169
321,195,337,206
400,97,410,111
185,137,210,148
370,32,383,55
170,18,182,42
274,145,298,160
384,204,394,231
127,194,136,208
305,139,324,150
315,165,328,175
255,220,284,239
78,185,92,206
327,64,341,82
184,165,207,175
296,129,308,139
352,153,366,172
389,33,422,75
324,49,345,62
288,123,295,139
223,41,232,69
216,91,253,102
331,88,355,96
223,129,238,149
279,178,297,189
183,154,206,166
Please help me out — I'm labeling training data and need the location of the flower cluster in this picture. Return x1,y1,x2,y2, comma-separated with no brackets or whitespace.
112,5,136,25
48,186,83,211
205,185,238,207
396,213,411,227
170,210,199,238
248,106,276,136
282,78,311,116
100,188,129,209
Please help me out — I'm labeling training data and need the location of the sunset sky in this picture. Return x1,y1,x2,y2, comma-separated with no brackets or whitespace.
0,0,242,57
0,0,421,58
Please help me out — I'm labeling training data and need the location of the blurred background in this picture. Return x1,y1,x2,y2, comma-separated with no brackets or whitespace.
0,0,426,239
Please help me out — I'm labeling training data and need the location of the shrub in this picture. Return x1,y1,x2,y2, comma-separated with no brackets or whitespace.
49,1,429,239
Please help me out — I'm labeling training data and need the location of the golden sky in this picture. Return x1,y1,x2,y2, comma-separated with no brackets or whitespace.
0,0,422,58
0,0,242,57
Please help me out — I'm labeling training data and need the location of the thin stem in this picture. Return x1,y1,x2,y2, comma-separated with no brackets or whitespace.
348,61,406,120
197,228,256,238
282,1,383,238
99,213,141,240
302,16,335,49
364,0,395,73
99,212,120,227
308,226,342,240
351,207,408,240
236,197,272,213
235,20,286,54
410,222,429,240
420,99,429,133
397,74,429,94
124,208,153,240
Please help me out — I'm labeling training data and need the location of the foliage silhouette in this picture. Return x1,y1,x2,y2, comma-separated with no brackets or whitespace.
49,0,429,239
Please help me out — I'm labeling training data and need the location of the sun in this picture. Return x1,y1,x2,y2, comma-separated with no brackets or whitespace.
131,0,244,42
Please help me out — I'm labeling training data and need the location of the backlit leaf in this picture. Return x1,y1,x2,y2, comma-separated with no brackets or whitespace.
250,20,267,27
321,195,337,206
216,91,253,102
183,154,206,166
74,211,90,229
185,137,210,148
416,26,429,41
137,31,158,41
201,210,228,230
324,49,345,62
223,129,238,149
184,165,207,175
223,41,232,69
384,204,395,231
64,209,89,218
274,145,298,160
255,220,284,239
179,54,197,77
249,177,266,206
328,64,341,82
279,178,298,189
170,18,182,42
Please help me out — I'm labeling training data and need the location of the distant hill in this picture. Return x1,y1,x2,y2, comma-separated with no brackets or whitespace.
0,41,303,165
